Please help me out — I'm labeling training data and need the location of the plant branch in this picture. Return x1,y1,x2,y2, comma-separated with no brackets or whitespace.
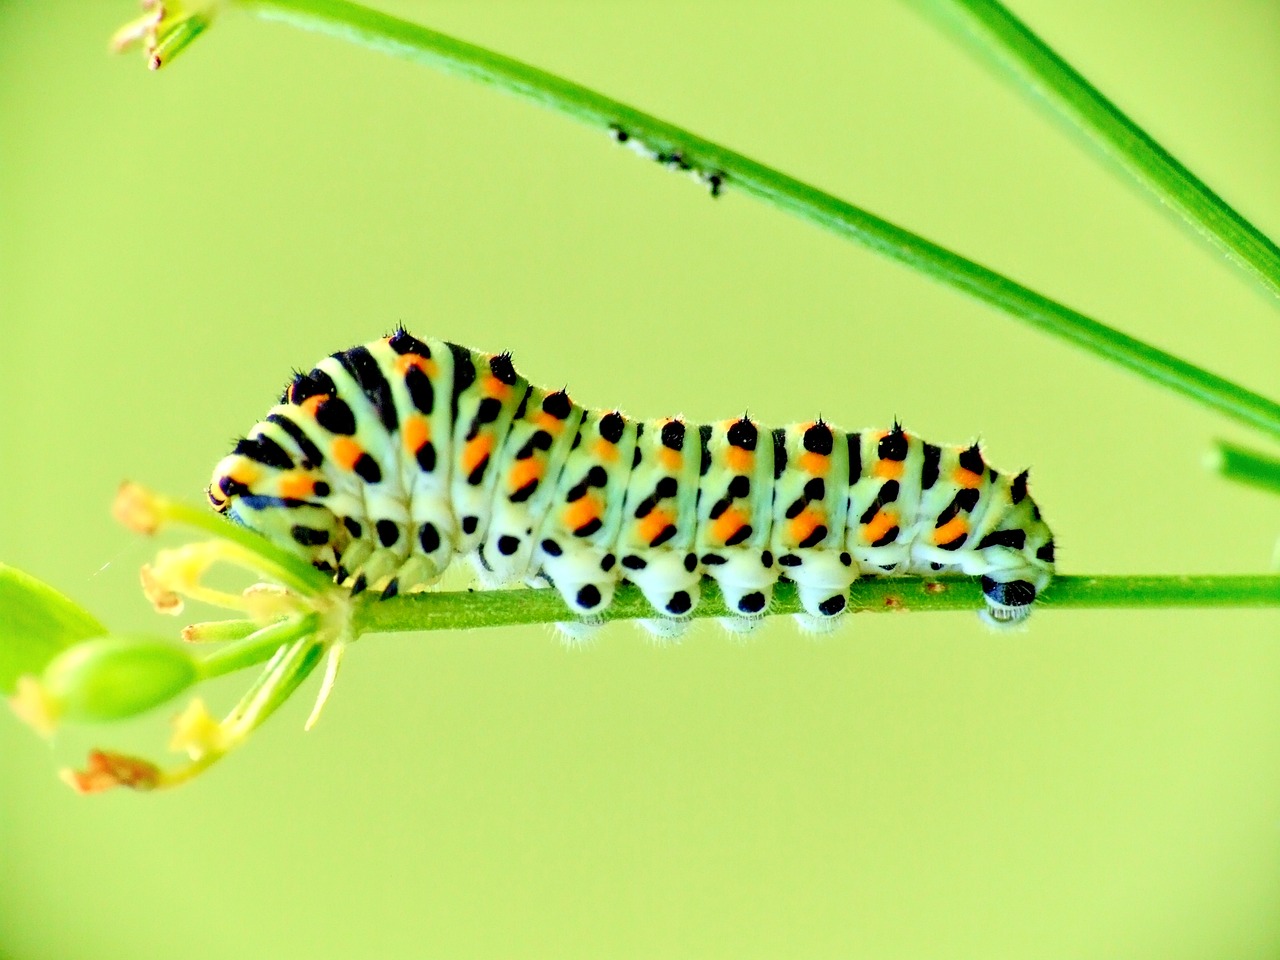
337,575,1280,634
910,0,1280,301
229,0,1280,439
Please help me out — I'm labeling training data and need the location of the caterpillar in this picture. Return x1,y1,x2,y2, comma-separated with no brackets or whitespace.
208,330,1055,636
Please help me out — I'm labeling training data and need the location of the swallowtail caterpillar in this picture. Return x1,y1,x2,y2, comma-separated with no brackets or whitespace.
209,330,1055,637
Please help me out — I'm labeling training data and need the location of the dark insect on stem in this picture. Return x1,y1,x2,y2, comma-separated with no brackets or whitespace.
608,124,725,198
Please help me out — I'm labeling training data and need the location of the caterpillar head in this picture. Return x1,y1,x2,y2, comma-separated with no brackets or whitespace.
206,456,245,516
207,452,340,572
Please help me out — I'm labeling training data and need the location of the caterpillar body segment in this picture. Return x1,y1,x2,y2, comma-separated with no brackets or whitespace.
695,419,779,632
530,408,639,625
769,422,856,630
475,382,584,588
209,331,1056,634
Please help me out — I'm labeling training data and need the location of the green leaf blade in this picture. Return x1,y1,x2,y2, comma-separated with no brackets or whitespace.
0,563,109,694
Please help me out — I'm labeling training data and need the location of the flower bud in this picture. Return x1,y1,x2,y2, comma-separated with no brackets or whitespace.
61,751,161,794
39,636,201,726
110,1,219,72
112,481,166,536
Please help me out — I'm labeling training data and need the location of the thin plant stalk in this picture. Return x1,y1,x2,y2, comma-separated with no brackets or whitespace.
147,575,1280,644
339,574,1280,634
198,614,320,678
232,0,1280,439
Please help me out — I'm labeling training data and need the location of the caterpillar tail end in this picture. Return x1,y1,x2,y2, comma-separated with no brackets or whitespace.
978,571,1051,631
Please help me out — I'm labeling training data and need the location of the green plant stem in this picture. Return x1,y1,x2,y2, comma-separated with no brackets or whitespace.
197,614,319,678
234,0,1280,440
183,619,262,642
338,575,1279,634
911,0,1280,301
1208,440,1280,496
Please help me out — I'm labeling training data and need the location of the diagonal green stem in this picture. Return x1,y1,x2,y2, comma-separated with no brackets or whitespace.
233,0,1280,439
910,0,1280,302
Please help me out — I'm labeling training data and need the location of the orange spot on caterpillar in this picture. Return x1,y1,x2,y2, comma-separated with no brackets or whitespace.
508,457,543,492
229,465,260,488
924,581,947,594
483,375,511,400
300,395,328,417
797,452,829,476
401,414,430,454
637,507,675,545
278,473,315,500
726,447,753,472
788,507,823,545
394,354,436,378
873,459,904,480
659,448,682,471
460,435,493,475
711,506,750,544
535,412,563,433
953,467,983,489
592,439,618,463
862,509,898,545
932,515,968,545
562,495,601,533
331,437,363,471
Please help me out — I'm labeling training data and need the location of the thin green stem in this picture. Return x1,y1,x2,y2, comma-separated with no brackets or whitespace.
910,0,1280,301
1207,440,1280,496
197,613,319,679
231,0,1280,439
345,575,1280,635
182,619,260,643
226,636,324,728
151,636,325,791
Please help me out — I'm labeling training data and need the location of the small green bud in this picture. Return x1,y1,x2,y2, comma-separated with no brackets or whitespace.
41,636,201,725
110,1,220,72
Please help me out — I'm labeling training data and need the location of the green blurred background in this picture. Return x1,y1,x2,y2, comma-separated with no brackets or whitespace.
2,1,1278,957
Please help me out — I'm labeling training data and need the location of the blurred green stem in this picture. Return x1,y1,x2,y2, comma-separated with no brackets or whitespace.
1208,440,1280,496
911,0,1280,301
232,0,1280,439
